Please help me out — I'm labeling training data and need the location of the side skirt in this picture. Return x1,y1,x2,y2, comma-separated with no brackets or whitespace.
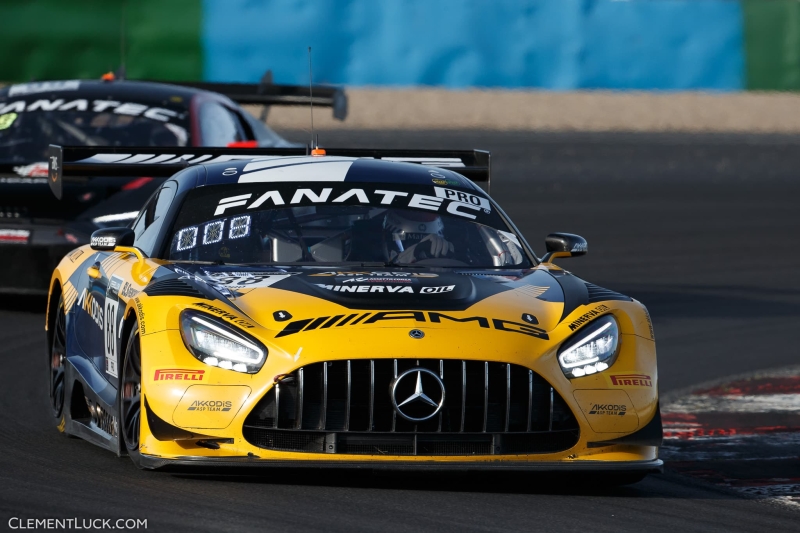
63,360,120,455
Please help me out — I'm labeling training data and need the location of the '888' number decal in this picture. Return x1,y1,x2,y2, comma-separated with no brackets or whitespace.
103,276,124,378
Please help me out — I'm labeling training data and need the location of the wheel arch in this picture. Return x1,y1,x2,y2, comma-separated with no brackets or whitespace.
120,304,139,361
46,280,63,356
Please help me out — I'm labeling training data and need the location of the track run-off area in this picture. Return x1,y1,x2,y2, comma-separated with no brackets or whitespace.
1,131,799,532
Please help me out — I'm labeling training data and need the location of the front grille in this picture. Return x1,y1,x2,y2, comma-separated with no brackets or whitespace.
243,360,580,456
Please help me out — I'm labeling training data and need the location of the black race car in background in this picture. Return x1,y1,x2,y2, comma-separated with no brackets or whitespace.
0,73,347,294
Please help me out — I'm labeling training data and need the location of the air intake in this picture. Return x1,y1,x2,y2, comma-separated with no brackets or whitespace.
243,359,580,456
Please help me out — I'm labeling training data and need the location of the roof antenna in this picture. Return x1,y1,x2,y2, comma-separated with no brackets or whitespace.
117,0,127,80
308,47,325,156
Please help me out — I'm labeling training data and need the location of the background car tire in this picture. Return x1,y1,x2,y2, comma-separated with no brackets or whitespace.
120,324,144,468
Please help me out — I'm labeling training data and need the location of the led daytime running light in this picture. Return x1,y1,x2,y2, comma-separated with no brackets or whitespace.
190,316,263,364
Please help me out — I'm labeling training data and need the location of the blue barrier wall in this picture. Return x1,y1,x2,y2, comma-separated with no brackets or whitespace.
202,0,744,90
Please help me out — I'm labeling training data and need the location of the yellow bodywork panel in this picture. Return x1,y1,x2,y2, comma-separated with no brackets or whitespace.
172,385,251,429
50,246,659,467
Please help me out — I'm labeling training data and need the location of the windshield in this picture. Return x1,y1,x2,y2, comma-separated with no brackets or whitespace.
0,99,189,165
167,183,532,268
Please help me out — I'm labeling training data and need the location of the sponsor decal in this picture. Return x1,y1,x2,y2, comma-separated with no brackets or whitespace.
588,403,628,416
119,282,139,299
203,271,293,289
567,304,610,332
429,169,462,187
310,271,437,278
276,310,547,340
0,176,47,184
90,236,116,248
342,277,412,283
320,284,455,294
429,169,461,187
315,284,414,294
607,374,653,388
420,285,455,294
153,368,205,381
571,242,588,253
77,288,104,330
0,97,180,123
134,297,145,335
193,302,255,329
187,400,232,412
13,162,50,178
68,249,85,263
213,185,493,221
433,186,492,217
0,112,18,130
0,229,30,244
8,80,81,96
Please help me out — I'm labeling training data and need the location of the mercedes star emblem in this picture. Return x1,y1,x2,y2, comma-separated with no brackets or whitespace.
409,329,425,339
391,368,445,422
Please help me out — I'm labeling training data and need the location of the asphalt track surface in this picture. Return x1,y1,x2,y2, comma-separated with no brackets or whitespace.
2,131,799,532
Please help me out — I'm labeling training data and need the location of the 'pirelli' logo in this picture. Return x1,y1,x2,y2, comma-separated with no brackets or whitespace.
153,369,205,381
607,373,652,388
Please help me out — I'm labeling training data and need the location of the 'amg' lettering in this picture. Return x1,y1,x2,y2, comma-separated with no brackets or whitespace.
428,313,489,328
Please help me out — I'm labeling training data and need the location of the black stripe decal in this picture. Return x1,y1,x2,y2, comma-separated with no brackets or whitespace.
304,316,331,331
350,313,371,325
275,319,313,338
321,315,345,329
336,313,358,327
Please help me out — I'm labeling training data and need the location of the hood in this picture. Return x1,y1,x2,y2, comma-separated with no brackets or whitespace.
150,264,580,336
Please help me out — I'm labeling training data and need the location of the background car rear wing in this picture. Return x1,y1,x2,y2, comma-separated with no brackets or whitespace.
163,70,348,121
47,145,491,199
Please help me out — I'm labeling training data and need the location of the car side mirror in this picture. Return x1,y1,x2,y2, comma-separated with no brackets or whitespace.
542,232,587,263
90,227,145,261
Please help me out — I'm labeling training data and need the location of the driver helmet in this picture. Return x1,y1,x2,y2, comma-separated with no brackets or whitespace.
384,210,444,249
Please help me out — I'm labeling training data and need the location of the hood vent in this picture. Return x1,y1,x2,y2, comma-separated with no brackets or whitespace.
584,283,631,303
143,278,206,299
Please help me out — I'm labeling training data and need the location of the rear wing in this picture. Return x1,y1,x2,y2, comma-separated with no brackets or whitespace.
165,70,347,121
47,145,491,199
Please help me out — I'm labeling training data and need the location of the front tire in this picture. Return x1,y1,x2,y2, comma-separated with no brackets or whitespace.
49,296,67,432
120,324,143,468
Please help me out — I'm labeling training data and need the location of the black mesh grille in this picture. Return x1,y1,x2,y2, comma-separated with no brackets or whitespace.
243,359,580,456
584,283,631,303
143,278,205,298
242,428,581,456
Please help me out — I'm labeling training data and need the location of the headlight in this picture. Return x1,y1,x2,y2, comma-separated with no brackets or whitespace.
180,310,266,373
557,315,619,379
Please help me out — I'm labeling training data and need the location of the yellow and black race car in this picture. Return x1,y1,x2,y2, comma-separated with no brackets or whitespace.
45,144,661,482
